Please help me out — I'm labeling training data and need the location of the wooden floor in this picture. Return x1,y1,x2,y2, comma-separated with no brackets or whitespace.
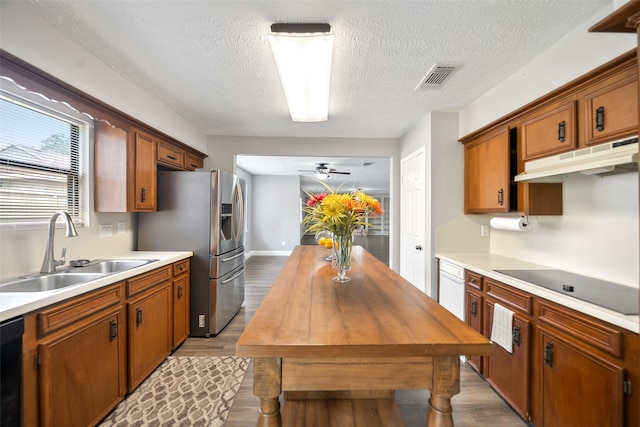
173,255,528,427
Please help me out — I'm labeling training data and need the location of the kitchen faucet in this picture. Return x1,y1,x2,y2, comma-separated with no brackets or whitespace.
40,211,78,274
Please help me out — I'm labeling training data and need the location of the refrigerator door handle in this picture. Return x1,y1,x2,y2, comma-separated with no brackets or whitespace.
222,266,246,284
232,181,244,242
222,250,245,262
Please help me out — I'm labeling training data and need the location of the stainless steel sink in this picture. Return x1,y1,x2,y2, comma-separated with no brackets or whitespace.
70,259,158,274
0,259,158,293
0,273,106,292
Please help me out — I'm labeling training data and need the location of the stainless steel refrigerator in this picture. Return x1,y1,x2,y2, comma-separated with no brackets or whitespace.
138,169,245,336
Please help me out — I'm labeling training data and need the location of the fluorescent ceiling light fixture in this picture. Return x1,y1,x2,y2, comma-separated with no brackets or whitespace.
269,23,334,122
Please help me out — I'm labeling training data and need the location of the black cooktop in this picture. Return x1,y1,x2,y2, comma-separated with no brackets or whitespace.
494,269,639,315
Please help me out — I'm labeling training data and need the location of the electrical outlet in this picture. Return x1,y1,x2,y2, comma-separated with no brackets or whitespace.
198,315,205,328
99,224,113,238
480,224,490,237
117,221,125,235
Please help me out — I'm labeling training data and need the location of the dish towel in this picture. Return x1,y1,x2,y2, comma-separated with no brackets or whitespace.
491,303,514,353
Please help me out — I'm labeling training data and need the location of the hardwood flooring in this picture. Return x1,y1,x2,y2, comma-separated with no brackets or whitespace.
173,255,528,427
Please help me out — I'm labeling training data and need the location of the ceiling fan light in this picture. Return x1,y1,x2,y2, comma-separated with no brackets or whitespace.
315,172,329,180
269,24,333,122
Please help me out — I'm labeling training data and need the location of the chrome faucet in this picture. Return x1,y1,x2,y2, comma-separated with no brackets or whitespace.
40,211,78,274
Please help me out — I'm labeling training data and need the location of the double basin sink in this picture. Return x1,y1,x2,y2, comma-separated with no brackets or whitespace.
0,259,158,293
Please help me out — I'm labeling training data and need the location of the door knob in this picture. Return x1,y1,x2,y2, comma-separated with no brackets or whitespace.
415,245,423,251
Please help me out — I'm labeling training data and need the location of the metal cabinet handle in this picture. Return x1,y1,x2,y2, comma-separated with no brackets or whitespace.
167,155,177,160
544,342,554,367
136,308,143,326
109,320,117,342
512,325,521,346
141,187,147,203
470,301,477,317
497,189,504,206
595,106,605,132
177,285,183,299
558,120,566,142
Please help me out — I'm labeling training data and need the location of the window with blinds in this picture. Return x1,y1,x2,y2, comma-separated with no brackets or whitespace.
0,94,88,226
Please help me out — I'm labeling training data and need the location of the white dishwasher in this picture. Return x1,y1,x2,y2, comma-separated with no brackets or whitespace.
438,260,465,322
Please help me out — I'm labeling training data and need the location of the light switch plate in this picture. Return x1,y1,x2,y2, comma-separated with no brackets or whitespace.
100,224,113,238
480,224,490,237
117,221,125,235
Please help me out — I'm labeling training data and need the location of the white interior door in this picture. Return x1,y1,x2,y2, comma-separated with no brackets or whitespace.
400,148,426,294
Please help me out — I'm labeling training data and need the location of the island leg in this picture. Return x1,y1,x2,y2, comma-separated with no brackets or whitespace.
253,358,282,427
427,355,460,427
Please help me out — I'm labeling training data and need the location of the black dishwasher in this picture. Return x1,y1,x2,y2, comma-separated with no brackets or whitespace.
1,316,24,427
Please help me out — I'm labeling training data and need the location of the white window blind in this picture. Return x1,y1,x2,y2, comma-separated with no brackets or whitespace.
0,93,88,226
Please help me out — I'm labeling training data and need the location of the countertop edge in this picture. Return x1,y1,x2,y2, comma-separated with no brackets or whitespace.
436,252,639,334
0,251,193,322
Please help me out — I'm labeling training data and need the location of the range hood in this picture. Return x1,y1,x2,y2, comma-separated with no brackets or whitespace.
515,137,638,182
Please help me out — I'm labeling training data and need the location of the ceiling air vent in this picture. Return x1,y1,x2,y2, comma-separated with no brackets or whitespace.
415,63,458,90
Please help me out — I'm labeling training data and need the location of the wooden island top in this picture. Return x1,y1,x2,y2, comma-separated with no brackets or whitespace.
237,245,493,426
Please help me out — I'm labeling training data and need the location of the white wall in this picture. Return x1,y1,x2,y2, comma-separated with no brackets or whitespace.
457,5,639,287
250,176,301,255
0,2,208,279
400,112,490,295
207,135,402,269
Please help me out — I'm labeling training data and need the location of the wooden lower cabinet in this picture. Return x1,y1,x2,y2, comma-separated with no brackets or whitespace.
127,282,173,391
22,258,192,426
465,288,483,373
537,327,625,427
485,301,531,421
39,308,126,427
463,269,638,426
173,273,190,349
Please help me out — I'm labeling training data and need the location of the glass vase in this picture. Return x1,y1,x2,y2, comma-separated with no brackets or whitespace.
332,233,353,282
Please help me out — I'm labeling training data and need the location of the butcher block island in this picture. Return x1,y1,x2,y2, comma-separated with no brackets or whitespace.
237,245,493,426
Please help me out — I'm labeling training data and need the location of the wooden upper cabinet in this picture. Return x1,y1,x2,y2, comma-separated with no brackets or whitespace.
185,151,204,171
95,123,157,212
522,99,577,161
132,130,157,211
579,64,638,146
157,139,185,169
464,127,510,213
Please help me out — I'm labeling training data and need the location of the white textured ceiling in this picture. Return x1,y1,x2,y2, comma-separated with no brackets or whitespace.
22,0,610,192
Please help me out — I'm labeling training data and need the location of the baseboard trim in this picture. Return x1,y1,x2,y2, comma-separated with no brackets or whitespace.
246,250,292,259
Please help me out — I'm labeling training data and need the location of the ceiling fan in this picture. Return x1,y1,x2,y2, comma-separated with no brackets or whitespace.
297,162,351,180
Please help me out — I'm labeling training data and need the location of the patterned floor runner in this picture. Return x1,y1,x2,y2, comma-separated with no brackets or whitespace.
99,356,249,427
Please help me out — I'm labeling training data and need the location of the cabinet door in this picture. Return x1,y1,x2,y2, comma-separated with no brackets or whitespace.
132,130,157,211
128,283,172,391
464,128,510,213
157,140,185,169
582,68,638,146
39,309,126,427
485,301,531,420
522,99,577,161
173,273,190,349
185,152,204,171
465,288,483,373
538,329,625,427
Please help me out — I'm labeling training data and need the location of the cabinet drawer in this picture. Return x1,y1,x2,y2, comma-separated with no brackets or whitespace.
466,271,482,291
173,259,190,277
37,282,124,337
127,266,172,297
184,152,203,171
522,99,577,161
485,278,533,314
537,301,623,358
157,141,184,169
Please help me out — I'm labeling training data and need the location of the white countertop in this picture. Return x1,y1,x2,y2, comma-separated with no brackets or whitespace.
436,252,639,334
0,251,192,322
